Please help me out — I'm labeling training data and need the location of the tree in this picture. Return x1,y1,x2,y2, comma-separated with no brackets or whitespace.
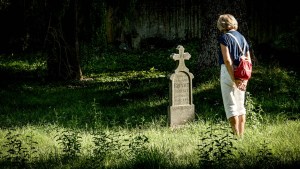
45,0,82,81
195,0,250,74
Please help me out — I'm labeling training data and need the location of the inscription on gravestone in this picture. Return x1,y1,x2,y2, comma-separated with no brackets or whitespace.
168,45,195,127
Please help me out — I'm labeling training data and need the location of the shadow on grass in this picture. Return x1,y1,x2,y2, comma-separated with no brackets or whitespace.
0,59,299,130
0,64,228,130
0,62,300,169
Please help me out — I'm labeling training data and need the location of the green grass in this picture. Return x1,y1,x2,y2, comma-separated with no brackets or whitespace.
0,46,299,168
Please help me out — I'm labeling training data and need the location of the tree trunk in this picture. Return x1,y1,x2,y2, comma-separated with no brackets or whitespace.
45,0,82,81
74,0,83,80
196,0,251,74
196,0,224,74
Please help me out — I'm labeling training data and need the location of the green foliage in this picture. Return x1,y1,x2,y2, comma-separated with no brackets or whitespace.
1,129,38,169
245,92,264,129
0,43,300,168
81,48,174,75
256,140,274,168
129,146,173,169
55,129,82,160
128,133,149,158
197,122,237,169
90,130,127,168
0,53,46,81
249,63,300,120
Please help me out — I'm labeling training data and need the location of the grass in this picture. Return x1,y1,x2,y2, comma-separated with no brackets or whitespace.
0,45,299,168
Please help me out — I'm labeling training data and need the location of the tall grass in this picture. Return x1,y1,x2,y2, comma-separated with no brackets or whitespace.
0,45,299,168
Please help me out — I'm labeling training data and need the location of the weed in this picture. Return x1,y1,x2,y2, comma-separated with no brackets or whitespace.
245,92,264,129
1,129,38,168
91,98,103,130
197,122,237,169
55,129,82,160
93,131,118,160
126,132,150,168
128,133,149,157
256,140,274,168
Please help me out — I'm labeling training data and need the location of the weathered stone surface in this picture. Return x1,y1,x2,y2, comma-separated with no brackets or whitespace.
168,45,195,127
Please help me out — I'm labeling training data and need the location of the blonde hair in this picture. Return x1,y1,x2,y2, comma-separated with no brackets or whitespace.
217,14,238,32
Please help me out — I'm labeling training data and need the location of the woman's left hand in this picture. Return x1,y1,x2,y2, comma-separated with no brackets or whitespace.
235,79,248,91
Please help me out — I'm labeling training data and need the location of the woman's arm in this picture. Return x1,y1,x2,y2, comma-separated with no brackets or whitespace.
220,44,235,81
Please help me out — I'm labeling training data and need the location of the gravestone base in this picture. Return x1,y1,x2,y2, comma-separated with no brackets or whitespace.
168,104,195,127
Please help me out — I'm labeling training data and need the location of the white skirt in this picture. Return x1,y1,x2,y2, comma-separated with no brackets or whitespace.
220,64,246,119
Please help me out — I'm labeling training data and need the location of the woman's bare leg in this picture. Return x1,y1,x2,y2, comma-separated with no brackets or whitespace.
229,116,239,136
238,114,246,137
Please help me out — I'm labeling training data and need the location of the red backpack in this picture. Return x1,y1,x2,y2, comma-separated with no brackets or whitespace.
234,56,252,80
227,33,252,81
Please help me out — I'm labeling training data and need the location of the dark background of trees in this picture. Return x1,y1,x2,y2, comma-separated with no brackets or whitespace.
0,0,299,81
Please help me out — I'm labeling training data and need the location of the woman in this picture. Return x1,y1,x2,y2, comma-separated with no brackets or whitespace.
217,14,251,137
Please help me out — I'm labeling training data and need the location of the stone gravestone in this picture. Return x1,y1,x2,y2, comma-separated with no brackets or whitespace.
168,45,195,127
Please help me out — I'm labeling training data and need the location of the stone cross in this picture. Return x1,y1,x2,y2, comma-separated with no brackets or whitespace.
168,45,195,128
171,45,191,72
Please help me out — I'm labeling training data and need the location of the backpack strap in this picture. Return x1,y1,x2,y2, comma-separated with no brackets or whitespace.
226,32,246,57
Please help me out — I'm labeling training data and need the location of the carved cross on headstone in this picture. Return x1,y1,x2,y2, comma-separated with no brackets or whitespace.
171,45,191,72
